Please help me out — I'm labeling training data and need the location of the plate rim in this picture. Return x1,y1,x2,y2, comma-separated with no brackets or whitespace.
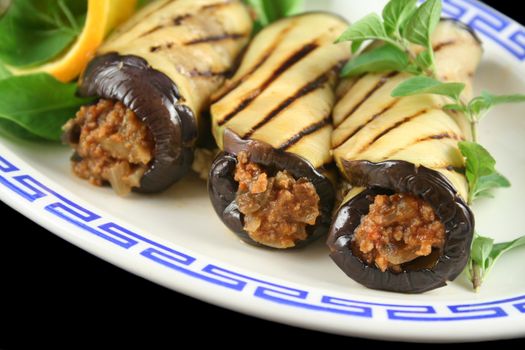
1,0,525,342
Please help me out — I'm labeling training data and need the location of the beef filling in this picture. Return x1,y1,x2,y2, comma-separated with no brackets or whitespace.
63,99,154,196
234,151,320,248
353,193,445,272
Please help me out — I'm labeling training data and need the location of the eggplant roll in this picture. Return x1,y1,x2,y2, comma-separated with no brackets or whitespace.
327,20,482,293
62,0,252,195
208,13,350,249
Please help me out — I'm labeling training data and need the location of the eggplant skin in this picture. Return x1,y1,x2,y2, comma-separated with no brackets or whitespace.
327,160,474,293
78,53,197,193
208,129,335,248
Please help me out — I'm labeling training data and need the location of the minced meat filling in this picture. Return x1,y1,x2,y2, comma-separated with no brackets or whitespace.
234,152,320,249
353,193,445,273
63,99,154,196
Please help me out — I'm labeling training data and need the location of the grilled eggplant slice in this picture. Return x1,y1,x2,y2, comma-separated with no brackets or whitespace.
327,20,482,293
63,0,252,195
209,13,350,249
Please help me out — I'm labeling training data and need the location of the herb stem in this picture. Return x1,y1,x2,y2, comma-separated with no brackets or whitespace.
471,262,482,292
470,119,478,143
385,38,409,53
428,51,436,77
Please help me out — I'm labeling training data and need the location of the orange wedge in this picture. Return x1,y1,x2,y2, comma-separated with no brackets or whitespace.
10,0,137,82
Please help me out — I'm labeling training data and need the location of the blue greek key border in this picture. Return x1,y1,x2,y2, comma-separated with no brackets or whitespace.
1,0,525,323
442,0,525,60
1,153,525,322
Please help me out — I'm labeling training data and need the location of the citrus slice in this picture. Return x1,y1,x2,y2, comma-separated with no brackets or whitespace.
9,0,137,82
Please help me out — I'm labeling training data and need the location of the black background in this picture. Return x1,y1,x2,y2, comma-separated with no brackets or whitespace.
0,1,523,348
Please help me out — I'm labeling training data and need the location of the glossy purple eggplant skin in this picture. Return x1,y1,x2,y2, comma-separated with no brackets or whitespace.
327,160,474,293
208,129,335,248
75,53,198,193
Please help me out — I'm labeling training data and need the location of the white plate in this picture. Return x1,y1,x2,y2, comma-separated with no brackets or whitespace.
1,0,524,342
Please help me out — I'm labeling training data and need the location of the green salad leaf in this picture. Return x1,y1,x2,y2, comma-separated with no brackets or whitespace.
0,0,87,68
0,61,11,79
0,73,93,141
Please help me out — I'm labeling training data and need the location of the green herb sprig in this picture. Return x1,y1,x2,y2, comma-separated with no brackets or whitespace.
468,233,525,291
243,0,303,33
336,0,441,78
337,0,525,291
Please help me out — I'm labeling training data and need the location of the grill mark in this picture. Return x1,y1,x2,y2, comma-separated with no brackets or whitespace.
150,45,162,52
136,0,186,38
187,69,230,78
421,132,463,142
136,0,179,32
433,40,455,52
278,117,331,150
333,99,399,149
372,110,428,143
381,132,465,160
139,1,232,38
211,24,295,104
334,72,398,128
149,42,174,53
173,13,192,25
185,33,247,45
139,14,192,38
356,109,429,154
141,25,165,38
243,70,332,138
217,42,319,127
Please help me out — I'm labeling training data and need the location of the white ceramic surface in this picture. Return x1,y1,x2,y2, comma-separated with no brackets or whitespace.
1,0,524,342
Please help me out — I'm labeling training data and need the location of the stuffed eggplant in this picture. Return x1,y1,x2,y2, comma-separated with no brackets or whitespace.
62,0,252,195
327,20,482,293
208,13,350,249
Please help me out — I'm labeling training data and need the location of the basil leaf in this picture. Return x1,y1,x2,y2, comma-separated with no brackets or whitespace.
0,0,87,68
0,73,92,141
403,0,442,47
382,0,417,35
0,61,11,79
341,44,409,77
391,76,465,100
336,13,392,44
0,118,46,141
468,234,525,291
243,0,302,33
458,141,510,203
